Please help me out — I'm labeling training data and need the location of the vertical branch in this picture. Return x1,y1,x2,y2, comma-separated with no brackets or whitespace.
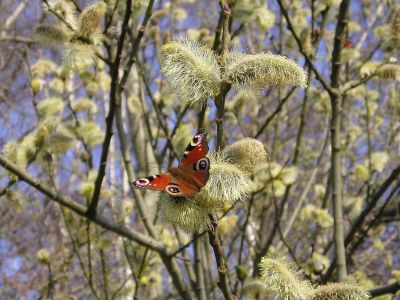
87,0,133,217
234,195,255,295
108,1,190,294
215,1,231,150
194,234,207,300
208,215,233,300
206,2,233,300
329,0,350,281
100,248,110,300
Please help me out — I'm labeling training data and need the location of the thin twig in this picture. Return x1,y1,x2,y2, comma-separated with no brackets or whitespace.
276,0,335,96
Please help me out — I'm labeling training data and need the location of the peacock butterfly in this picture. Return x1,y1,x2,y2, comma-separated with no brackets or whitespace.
132,130,210,197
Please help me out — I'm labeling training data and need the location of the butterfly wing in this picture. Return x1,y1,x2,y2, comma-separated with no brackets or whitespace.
179,129,209,168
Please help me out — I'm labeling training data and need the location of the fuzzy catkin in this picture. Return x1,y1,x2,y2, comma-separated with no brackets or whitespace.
311,280,370,300
159,38,221,109
63,44,96,71
76,2,107,42
33,25,70,46
194,153,252,206
158,193,212,232
376,64,400,80
222,138,268,174
224,52,308,97
259,256,313,300
37,97,65,117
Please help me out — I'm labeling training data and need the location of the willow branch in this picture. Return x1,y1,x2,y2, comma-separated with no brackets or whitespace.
329,0,351,281
87,0,133,217
194,234,207,300
119,0,155,90
205,4,234,299
369,282,400,298
0,153,165,252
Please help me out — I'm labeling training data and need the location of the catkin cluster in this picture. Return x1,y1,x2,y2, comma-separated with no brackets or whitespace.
257,256,370,300
159,37,307,108
33,1,106,70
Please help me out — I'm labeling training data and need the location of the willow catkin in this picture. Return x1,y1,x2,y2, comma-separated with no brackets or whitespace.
311,280,370,300
376,63,400,80
37,97,65,117
222,138,269,174
32,25,70,46
259,256,313,300
76,2,107,42
158,193,212,232
159,37,221,109
224,52,308,97
194,153,252,206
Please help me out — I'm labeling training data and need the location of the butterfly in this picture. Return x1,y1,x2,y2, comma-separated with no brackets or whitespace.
132,130,210,197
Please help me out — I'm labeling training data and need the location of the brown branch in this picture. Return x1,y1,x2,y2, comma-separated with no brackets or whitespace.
194,234,207,300
119,0,155,90
205,4,234,299
87,0,133,217
111,21,192,300
255,87,296,138
208,215,233,300
0,153,165,252
369,282,400,298
341,73,378,94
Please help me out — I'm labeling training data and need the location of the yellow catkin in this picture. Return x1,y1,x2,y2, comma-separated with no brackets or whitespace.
33,25,69,46
160,37,221,109
77,2,107,41
158,193,213,232
376,64,400,80
222,138,268,174
225,52,308,97
259,256,313,300
311,280,370,300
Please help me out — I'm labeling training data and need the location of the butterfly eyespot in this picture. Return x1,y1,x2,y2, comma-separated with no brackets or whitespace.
133,178,151,188
190,134,203,147
194,157,210,171
166,184,181,194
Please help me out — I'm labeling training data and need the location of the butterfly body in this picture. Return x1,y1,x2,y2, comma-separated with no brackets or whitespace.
132,130,210,197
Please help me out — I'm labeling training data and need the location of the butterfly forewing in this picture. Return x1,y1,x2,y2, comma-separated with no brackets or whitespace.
132,173,171,191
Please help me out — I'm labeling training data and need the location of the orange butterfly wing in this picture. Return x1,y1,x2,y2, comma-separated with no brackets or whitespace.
179,129,209,168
